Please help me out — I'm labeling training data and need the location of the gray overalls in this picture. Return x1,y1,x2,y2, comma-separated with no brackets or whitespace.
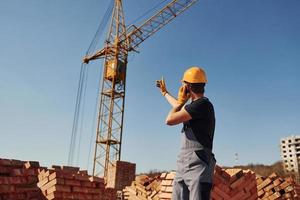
172,123,216,200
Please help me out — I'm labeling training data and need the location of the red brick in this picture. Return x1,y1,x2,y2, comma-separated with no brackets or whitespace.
51,191,75,199
51,165,62,170
93,194,103,200
61,166,80,173
41,178,65,191
79,170,88,175
81,181,95,188
0,166,11,175
65,179,81,186
213,186,231,199
87,187,104,194
49,171,74,181
0,176,28,185
89,176,104,183
231,189,248,200
11,168,23,176
250,185,257,194
75,192,94,200
24,168,39,176
47,185,71,194
37,176,49,188
221,171,231,182
248,194,259,200
27,175,39,184
159,192,173,199
160,172,167,179
24,161,40,169
74,173,90,181
38,167,47,173
38,169,46,181
257,177,272,191
216,182,230,194
73,186,89,193
211,190,223,200
273,178,283,187
48,171,62,181
0,159,12,166
0,185,15,193
1,193,26,199
161,179,173,186
46,191,62,200
15,184,39,192
11,159,24,167
213,173,228,185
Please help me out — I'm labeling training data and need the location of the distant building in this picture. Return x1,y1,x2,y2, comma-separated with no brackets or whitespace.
280,135,300,174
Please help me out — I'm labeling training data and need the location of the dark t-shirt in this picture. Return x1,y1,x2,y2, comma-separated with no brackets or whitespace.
184,97,215,150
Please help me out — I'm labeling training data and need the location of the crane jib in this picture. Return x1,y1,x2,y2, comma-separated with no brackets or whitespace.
121,0,198,50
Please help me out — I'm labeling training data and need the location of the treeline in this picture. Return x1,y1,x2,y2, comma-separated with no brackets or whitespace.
141,161,298,179
138,169,164,178
140,161,291,177
233,161,287,177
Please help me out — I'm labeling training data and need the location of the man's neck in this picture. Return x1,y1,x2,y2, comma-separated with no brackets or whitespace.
191,93,204,101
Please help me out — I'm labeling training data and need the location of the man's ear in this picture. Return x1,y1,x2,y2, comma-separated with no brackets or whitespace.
186,84,192,93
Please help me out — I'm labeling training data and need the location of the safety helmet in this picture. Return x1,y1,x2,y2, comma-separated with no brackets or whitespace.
182,66,207,83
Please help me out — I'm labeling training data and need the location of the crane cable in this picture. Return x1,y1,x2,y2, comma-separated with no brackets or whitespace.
86,0,114,56
127,0,169,27
68,0,114,166
76,65,89,165
68,63,87,165
68,0,170,166
86,61,104,170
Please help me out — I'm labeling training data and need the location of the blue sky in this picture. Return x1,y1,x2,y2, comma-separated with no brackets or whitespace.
1,0,300,174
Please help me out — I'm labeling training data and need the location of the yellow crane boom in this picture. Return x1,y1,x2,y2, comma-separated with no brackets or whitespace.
83,0,198,63
126,0,198,50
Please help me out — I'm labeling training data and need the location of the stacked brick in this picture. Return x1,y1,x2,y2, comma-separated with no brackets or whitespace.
123,175,161,200
151,167,258,200
212,166,258,200
257,173,300,199
0,158,45,200
159,172,175,200
158,167,257,200
37,165,116,200
107,161,136,191
294,183,300,198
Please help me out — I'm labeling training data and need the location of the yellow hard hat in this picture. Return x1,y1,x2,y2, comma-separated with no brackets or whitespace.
182,67,207,83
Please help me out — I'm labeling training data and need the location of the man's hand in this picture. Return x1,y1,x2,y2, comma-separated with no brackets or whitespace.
156,77,167,96
177,85,190,105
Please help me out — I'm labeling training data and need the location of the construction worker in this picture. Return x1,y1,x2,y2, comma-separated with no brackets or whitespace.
156,67,216,200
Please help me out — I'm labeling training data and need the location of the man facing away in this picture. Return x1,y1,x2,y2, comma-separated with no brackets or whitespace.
156,66,216,200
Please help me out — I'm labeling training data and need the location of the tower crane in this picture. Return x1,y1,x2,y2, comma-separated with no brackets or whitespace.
80,0,198,179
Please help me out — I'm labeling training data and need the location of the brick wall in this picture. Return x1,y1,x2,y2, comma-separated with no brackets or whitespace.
124,166,259,200
257,172,300,199
38,165,116,200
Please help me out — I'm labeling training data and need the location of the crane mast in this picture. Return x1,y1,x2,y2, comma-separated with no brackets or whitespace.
83,0,198,179
90,0,128,178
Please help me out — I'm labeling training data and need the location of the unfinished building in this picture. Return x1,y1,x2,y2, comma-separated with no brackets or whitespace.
280,135,300,174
